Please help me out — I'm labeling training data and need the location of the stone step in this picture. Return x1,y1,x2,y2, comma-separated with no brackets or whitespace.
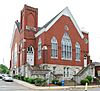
64,80,77,86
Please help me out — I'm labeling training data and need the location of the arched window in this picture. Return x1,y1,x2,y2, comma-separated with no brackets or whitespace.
27,46,34,54
61,32,72,59
67,67,69,77
14,43,17,66
63,67,66,77
38,38,42,59
75,42,80,61
51,37,58,58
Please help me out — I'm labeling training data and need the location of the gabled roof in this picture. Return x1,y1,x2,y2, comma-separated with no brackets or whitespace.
35,7,84,39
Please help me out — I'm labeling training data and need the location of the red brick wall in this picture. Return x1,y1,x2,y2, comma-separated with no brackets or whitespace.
36,15,89,67
11,5,38,68
20,4,38,31
11,5,89,69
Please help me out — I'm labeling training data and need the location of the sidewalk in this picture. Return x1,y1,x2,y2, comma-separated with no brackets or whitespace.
14,79,100,90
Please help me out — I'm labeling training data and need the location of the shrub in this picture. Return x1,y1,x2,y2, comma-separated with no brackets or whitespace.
52,79,59,84
35,78,47,86
57,81,62,86
33,78,38,84
14,74,21,80
13,75,18,79
86,76,93,82
27,78,34,84
24,77,29,82
20,76,25,81
80,79,90,85
35,78,43,86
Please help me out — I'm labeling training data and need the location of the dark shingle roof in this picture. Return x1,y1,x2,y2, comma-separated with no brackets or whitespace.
15,21,20,31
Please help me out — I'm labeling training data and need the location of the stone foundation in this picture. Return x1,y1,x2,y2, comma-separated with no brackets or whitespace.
40,64,82,80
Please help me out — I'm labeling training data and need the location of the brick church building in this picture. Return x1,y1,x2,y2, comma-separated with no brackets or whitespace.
10,5,91,80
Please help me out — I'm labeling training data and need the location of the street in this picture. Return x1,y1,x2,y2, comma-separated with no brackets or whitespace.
0,79,34,91
0,79,100,91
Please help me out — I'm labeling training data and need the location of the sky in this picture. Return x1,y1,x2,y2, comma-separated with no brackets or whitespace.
0,0,100,67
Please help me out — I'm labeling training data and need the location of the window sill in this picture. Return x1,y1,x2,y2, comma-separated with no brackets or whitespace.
75,59,80,61
61,58,72,60
51,57,58,59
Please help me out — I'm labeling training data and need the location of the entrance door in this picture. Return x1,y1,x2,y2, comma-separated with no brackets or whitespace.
27,46,34,65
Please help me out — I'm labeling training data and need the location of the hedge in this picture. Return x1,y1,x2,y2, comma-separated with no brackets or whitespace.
86,76,93,82
80,79,90,85
14,75,47,86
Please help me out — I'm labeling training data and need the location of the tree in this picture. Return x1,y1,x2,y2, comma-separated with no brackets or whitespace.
0,64,9,74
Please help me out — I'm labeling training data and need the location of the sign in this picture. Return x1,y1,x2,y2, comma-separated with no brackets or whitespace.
26,25,36,31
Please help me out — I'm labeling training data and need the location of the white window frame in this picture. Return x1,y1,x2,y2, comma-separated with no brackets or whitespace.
61,32,72,60
51,37,58,58
38,38,42,59
75,42,80,61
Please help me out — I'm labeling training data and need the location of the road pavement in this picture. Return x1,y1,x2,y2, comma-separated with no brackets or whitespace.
0,79,35,91
0,79,100,91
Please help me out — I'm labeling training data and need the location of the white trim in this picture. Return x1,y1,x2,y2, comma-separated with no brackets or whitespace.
81,30,89,34
75,59,80,61
51,57,58,59
35,28,46,37
61,58,72,60
66,7,84,39
35,7,84,39
10,23,17,48
42,46,48,50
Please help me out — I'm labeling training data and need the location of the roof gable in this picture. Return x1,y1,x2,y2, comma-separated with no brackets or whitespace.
35,7,84,39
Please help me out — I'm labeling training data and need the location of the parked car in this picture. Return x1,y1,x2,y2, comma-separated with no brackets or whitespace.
2,74,8,80
3,75,13,82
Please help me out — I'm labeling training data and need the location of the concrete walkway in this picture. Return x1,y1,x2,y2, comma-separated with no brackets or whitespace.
14,79,100,90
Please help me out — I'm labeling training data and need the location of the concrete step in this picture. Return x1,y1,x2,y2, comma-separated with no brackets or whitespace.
64,80,77,86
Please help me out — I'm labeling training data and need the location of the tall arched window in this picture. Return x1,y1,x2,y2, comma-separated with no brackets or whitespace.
14,43,17,66
61,32,72,59
51,37,58,58
75,42,80,61
38,38,42,59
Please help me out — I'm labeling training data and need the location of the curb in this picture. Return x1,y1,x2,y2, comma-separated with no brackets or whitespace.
14,79,100,90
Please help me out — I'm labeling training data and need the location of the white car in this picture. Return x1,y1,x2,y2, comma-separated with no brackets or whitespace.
3,75,13,82
2,74,8,80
